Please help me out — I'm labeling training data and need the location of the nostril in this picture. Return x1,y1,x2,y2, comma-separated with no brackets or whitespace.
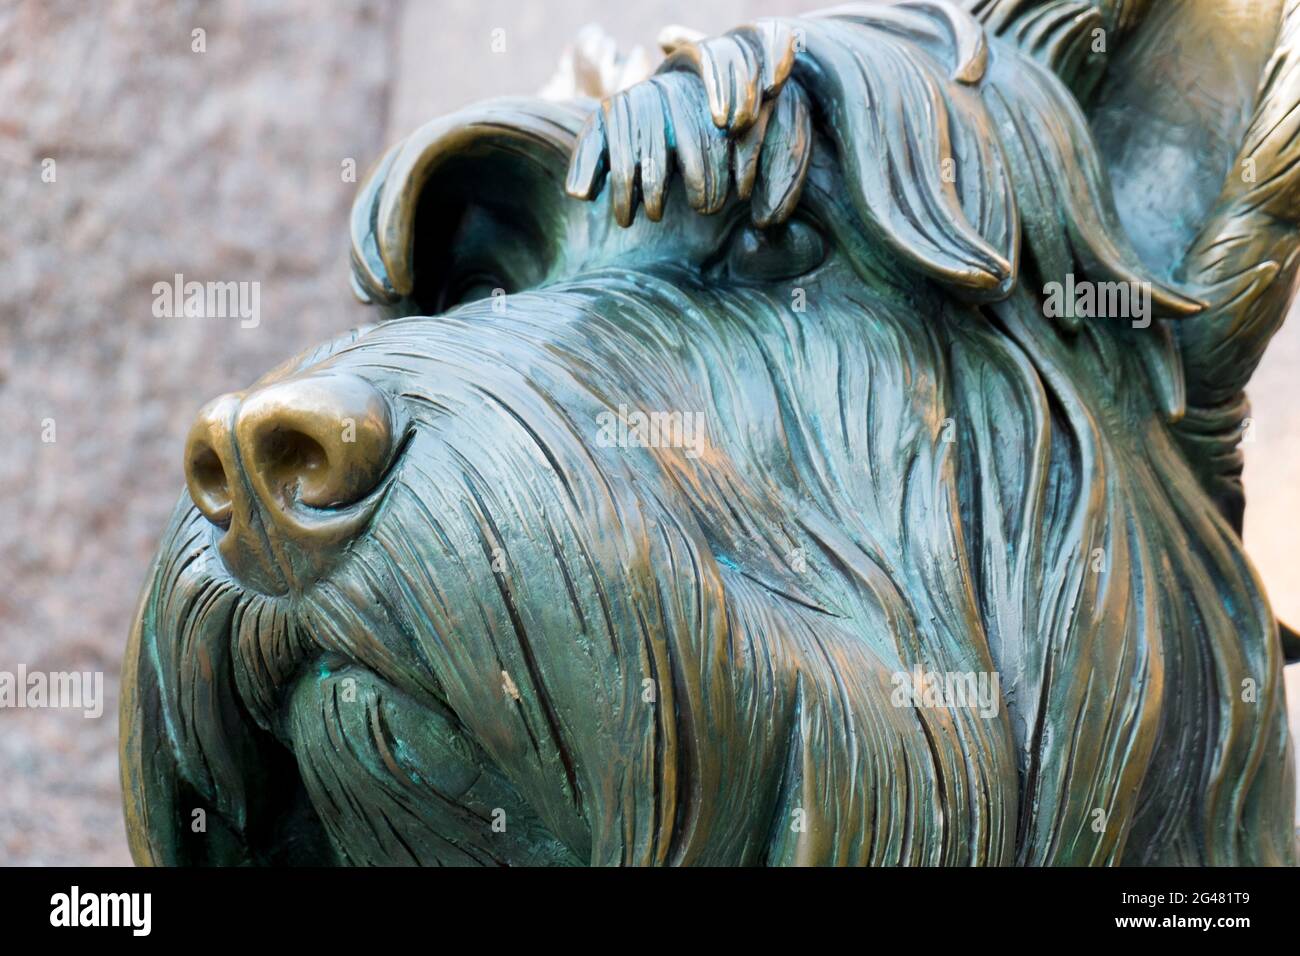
258,428,333,506
235,372,397,515
185,440,233,527
183,393,243,529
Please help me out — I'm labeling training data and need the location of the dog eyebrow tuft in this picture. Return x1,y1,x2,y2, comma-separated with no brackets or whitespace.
566,5,1202,314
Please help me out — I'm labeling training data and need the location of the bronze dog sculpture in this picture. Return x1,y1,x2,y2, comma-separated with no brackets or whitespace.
122,0,1300,865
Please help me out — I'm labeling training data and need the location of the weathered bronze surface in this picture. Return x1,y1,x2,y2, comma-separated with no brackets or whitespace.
122,0,1300,865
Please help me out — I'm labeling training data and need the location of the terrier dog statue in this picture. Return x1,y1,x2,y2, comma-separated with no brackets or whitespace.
123,0,1300,865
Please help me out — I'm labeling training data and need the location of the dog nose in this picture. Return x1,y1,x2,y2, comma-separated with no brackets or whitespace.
183,372,397,592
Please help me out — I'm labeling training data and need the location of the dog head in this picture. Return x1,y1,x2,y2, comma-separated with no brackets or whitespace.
123,0,1299,866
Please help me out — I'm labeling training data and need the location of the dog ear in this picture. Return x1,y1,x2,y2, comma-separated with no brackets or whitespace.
971,0,1300,527
349,99,590,314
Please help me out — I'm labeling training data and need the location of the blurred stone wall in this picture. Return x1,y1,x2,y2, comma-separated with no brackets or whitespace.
0,0,1295,865
0,0,394,865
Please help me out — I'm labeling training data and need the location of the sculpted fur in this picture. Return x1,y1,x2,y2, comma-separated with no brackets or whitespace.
123,0,1300,866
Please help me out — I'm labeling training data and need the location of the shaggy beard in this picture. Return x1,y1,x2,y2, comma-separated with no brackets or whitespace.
136,490,582,866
